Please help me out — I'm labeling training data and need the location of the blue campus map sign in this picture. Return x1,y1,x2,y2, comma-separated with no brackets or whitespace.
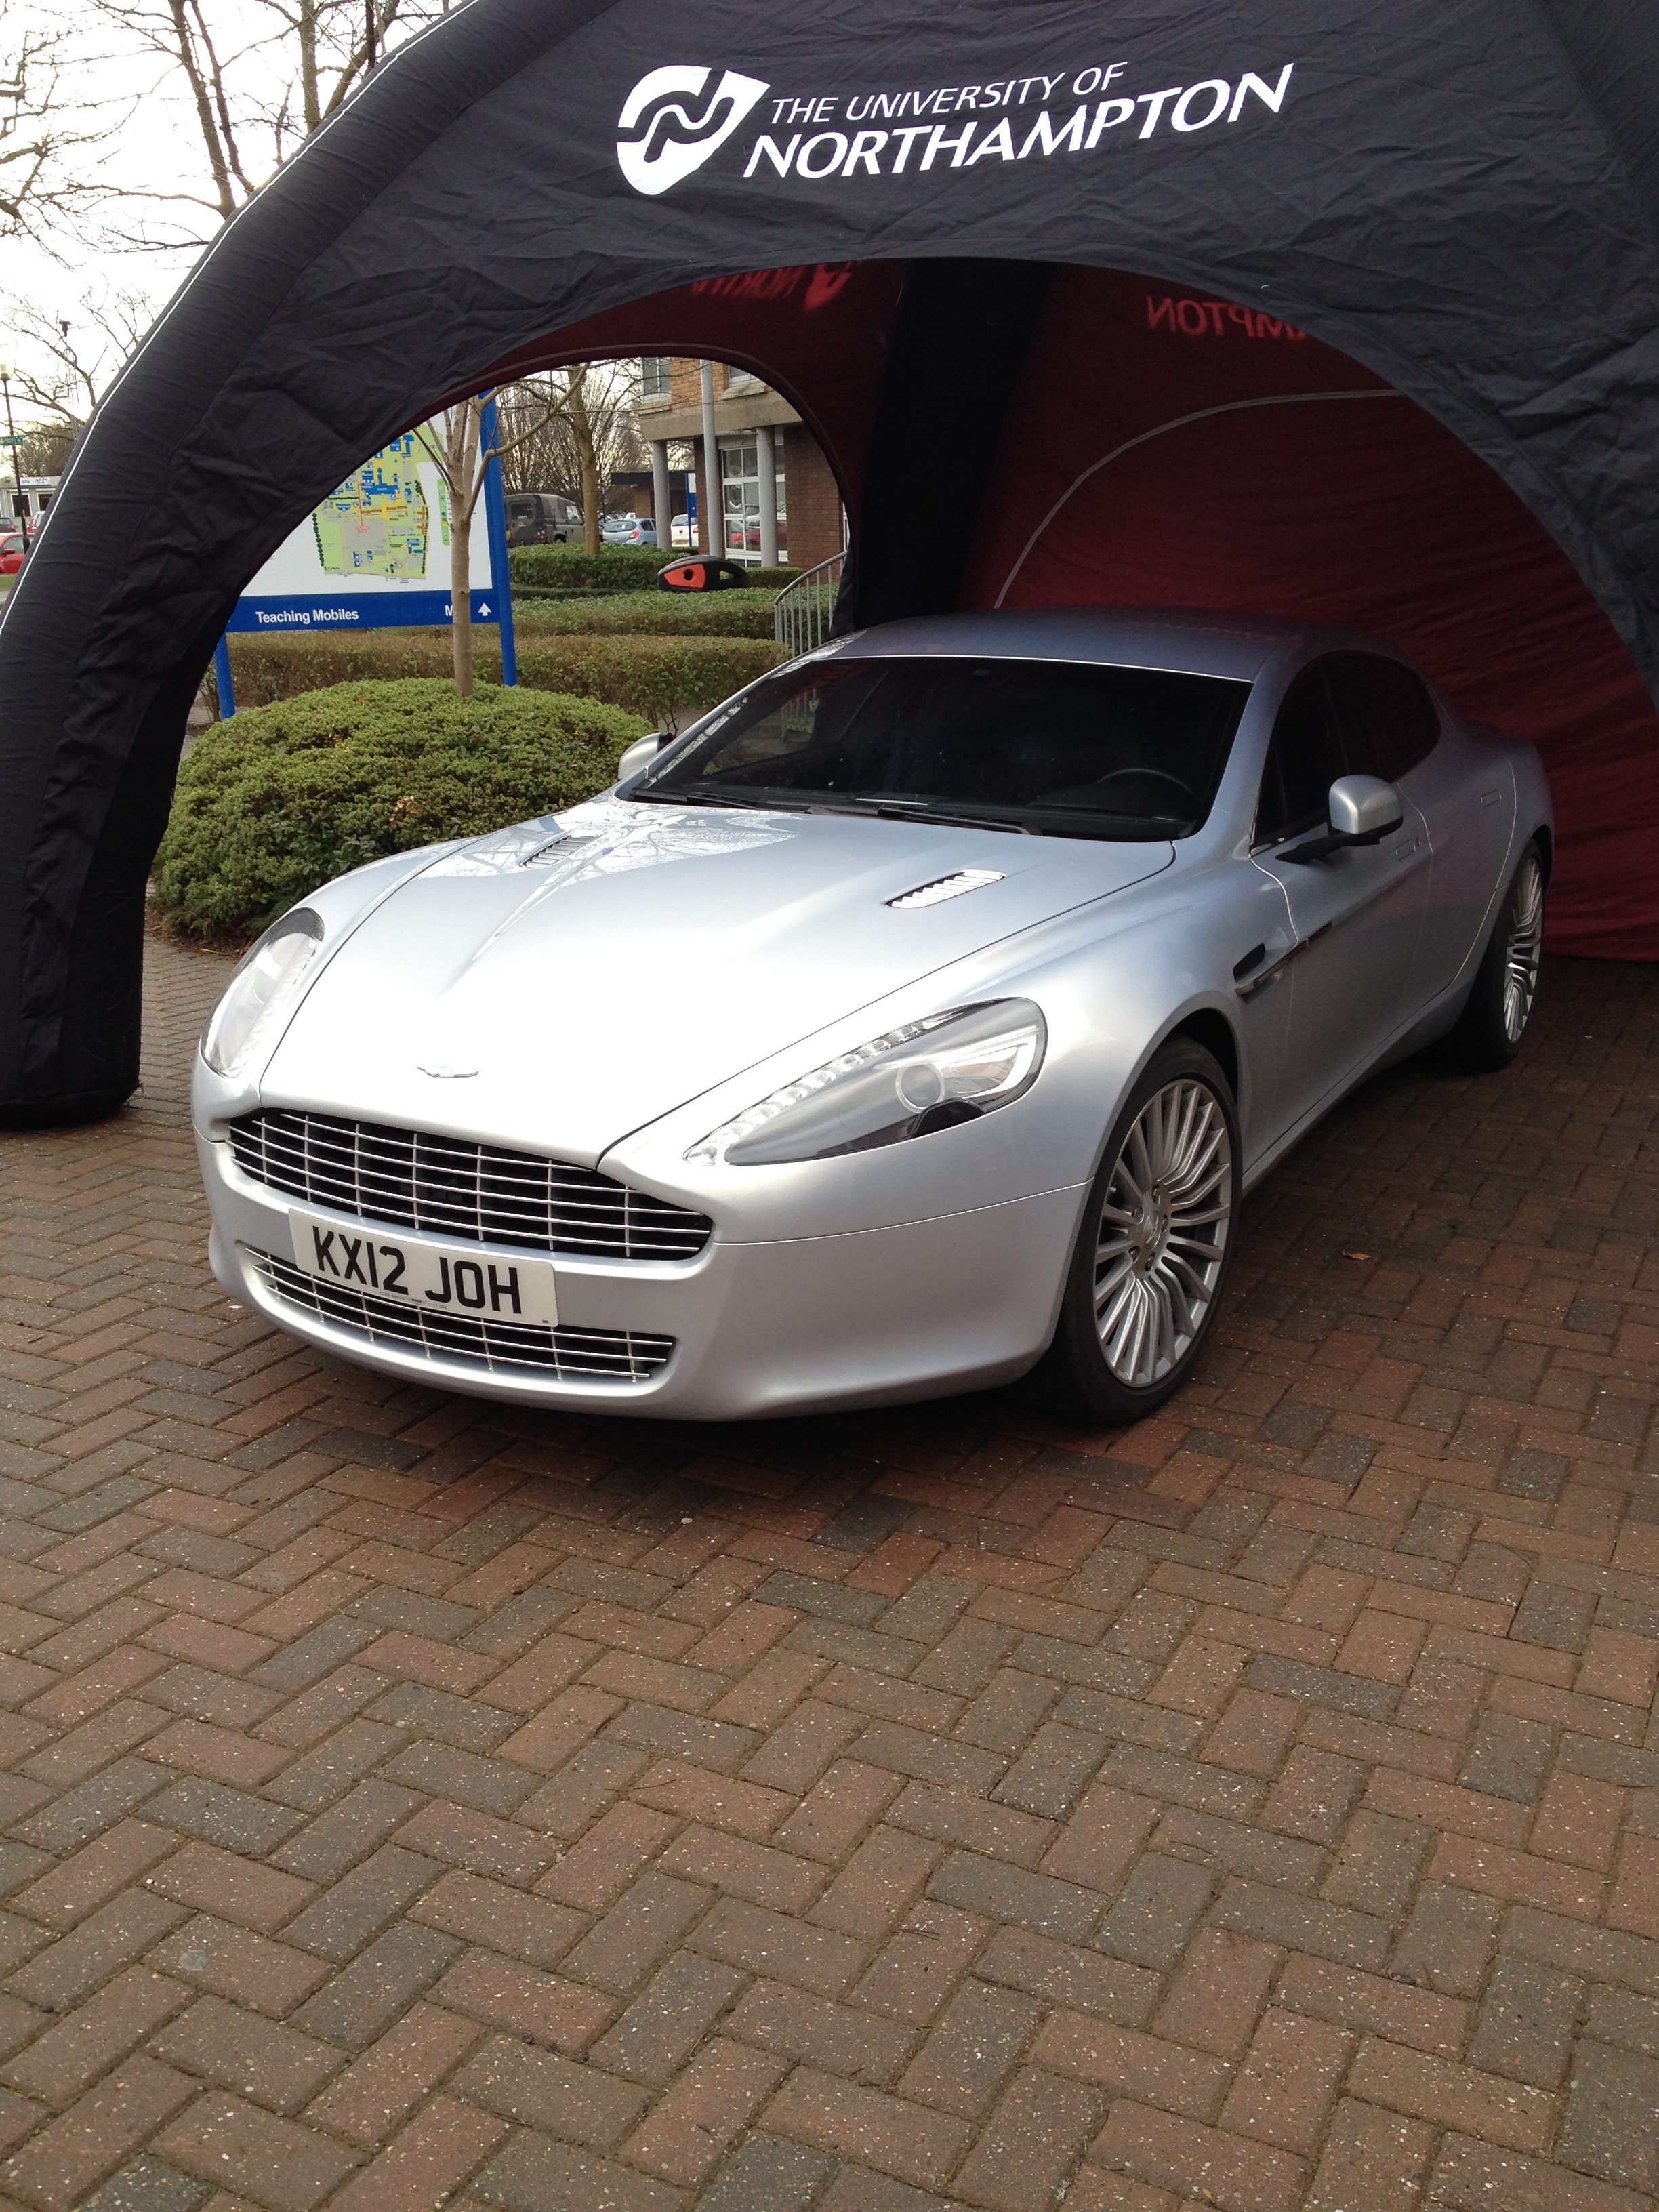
215,409,517,710
226,424,511,632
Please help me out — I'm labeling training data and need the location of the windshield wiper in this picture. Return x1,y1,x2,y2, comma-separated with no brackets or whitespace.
847,795,1034,836
639,788,813,815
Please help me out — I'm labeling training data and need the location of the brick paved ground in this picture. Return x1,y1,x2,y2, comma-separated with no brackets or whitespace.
0,932,1656,2212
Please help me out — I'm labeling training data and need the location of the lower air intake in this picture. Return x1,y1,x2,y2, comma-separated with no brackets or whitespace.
248,1249,674,1384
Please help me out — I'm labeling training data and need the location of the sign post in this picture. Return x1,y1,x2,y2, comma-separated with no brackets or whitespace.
213,635,237,719
478,398,518,689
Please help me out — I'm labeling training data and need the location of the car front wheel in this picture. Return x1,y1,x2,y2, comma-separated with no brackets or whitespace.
1031,1040,1239,1425
1439,838,1546,1071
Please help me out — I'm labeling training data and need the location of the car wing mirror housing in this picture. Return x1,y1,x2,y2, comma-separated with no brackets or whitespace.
615,731,675,789
1283,774,1404,864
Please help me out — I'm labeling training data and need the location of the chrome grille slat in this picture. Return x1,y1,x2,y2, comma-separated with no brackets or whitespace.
249,1249,674,1382
228,1111,712,1261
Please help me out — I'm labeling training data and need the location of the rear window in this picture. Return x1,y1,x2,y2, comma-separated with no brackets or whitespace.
1323,653,1439,782
636,655,1252,841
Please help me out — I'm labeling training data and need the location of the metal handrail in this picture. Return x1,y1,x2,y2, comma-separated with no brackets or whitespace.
773,546,846,655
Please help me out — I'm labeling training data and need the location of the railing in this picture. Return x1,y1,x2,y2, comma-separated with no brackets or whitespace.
773,546,847,656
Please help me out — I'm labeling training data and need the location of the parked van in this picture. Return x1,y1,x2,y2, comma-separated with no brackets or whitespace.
504,491,583,546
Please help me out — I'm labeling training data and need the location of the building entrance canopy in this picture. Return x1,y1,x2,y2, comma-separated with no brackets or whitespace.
3,0,1659,1122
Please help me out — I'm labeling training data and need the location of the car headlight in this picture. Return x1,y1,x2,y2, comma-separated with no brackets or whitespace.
688,1000,1046,1166
199,908,324,1078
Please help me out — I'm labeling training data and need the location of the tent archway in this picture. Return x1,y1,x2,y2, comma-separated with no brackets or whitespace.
4,0,1658,1122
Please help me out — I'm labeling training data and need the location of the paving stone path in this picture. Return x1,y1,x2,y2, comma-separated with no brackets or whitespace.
0,933,1656,2212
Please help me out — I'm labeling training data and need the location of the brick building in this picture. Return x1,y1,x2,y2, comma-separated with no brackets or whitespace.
634,358,846,571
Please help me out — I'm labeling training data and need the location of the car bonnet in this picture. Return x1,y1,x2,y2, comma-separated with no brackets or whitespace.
260,796,1172,1165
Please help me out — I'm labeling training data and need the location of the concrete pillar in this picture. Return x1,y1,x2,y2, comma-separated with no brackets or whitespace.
756,422,778,569
699,360,718,556
650,439,670,551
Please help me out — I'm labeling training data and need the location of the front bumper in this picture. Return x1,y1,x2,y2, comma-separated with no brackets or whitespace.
198,1129,1084,1420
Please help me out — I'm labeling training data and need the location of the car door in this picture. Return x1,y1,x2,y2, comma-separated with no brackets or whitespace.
1386,697,1516,1001
1250,658,1433,1136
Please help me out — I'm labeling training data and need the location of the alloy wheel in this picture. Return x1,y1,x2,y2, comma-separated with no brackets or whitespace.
1502,852,1545,1046
1093,1078,1233,1388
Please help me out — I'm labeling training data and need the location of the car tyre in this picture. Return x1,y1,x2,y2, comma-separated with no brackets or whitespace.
1437,838,1546,1072
1029,1040,1239,1425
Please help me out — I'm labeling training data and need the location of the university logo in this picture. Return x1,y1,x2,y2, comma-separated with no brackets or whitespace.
617,66,771,196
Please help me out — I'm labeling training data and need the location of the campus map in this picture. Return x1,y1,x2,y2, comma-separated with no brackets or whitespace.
311,433,449,577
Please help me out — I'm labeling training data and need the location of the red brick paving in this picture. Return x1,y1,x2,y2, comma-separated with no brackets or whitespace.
0,932,1655,2210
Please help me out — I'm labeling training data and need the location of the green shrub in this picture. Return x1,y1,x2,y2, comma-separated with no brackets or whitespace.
514,636,785,727
155,679,649,937
507,544,802,594
508,545,667,592
512,589,777,638
221,632,787,726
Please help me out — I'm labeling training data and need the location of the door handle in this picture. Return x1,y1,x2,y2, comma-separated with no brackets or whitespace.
1235,921,1331,998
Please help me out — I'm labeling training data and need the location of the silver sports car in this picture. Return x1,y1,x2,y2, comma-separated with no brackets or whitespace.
192,610,1550,1424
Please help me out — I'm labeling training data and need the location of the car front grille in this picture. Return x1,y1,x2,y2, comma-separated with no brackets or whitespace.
228,1110,712,1262
247,1248,676,1383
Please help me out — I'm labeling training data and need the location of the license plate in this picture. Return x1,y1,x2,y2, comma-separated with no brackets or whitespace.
289,1211,558,1327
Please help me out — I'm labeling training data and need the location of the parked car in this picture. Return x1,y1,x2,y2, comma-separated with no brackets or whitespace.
670,512,691,548
192,609,1549,1425
600,514,656,546
503,491,581,546
0,528,31,575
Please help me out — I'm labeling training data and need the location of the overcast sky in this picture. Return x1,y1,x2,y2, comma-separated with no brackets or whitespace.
2,21,210,398
2,7,426,419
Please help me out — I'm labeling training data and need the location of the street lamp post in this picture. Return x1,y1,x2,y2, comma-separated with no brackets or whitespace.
0,371,24,526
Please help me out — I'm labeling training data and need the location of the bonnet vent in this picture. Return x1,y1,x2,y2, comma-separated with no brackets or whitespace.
886,869,1006,910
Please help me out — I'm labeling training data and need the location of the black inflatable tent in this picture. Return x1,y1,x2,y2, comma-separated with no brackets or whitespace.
5,0,1659,1124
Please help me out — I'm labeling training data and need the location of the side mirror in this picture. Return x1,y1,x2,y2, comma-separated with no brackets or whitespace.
615,732,672,786
1282,774,1404,864
1328,774,1403,845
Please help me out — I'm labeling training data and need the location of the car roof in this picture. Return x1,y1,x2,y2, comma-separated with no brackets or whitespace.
826,607,1402,684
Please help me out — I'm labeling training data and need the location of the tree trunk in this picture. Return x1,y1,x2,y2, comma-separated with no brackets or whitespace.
450,498,474,696
567,369,602,555
447,403,478,697
298,0,320,132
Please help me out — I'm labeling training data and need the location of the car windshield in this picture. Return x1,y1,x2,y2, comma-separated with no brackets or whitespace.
632,654,1250,839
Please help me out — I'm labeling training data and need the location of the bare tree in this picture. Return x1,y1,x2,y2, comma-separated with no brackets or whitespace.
414,388,564,697
0,290,150,427
496,361,645,551
0,7,115,239
419,399,489,699
564,369,601,557
84,0,445,244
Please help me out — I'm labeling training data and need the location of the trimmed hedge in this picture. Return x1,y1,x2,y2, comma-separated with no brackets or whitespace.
219,631,787,727
508,543,801,593
513,588,777,638
155,679,649,937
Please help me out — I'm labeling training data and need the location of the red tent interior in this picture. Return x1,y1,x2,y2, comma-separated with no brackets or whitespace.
492,261,1659,960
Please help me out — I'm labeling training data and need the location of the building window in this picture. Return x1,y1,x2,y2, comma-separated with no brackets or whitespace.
719,435,786,565
639,357,672,405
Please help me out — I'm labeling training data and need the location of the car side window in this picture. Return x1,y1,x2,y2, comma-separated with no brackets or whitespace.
1324,653,1439,782
1256,664,1344,846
